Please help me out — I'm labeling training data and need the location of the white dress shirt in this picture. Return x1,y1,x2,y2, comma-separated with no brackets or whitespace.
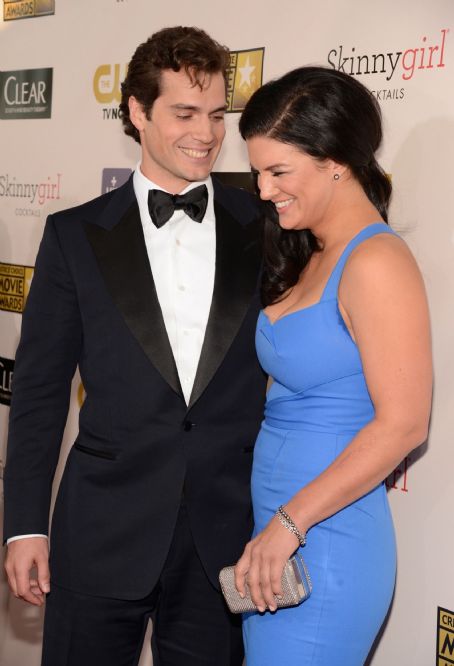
134,164,216,404
8,164,216,544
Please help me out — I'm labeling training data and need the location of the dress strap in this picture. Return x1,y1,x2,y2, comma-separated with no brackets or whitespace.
320,222,397,302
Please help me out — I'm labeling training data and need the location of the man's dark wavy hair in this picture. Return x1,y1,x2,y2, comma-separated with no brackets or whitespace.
120,26,230,144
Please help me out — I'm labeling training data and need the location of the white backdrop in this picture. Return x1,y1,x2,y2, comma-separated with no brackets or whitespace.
1,1,453,664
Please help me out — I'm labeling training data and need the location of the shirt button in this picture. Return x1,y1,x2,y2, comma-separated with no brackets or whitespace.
178,285,185,291
176,239,181,246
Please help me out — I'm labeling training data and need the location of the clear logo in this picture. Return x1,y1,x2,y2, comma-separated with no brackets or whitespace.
0,68,53,119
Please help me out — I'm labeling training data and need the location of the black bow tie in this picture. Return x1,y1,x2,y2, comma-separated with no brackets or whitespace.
147,184,208,228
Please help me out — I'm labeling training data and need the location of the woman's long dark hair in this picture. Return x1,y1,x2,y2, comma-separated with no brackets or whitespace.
239,66,392,305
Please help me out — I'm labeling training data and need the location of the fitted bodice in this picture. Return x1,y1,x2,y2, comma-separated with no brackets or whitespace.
256,223,396,434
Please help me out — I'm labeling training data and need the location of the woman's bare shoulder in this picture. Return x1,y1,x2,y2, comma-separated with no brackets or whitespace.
342,230,423,291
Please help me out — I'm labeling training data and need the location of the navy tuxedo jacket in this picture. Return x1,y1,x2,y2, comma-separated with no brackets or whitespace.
4,176,267,599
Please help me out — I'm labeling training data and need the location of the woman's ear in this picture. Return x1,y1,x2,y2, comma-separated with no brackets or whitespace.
327,159,348,181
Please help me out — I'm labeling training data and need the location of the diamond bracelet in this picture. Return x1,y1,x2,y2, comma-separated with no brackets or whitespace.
276,505,306,547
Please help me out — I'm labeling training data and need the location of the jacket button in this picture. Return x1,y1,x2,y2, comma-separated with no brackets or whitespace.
183,420,194,431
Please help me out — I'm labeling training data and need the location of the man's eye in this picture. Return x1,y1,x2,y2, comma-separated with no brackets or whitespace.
177,114,192,120
272,172,284,177
211,115,225,122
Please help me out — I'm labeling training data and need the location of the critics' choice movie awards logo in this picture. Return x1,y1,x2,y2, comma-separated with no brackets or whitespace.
437,608,454,665
78,382,86,408
93,48,264,118
226,48,264,112
101,168,132,195
0,357,14,406
0,262,34,313
327,28,449,101
3,0,55,20
0,68,53,119
0,173,62,218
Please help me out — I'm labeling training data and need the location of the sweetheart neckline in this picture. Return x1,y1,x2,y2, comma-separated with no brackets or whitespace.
261,223,394,327
261,300,329,326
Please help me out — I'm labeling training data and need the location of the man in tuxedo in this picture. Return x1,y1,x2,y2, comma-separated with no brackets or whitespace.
3,26,266,665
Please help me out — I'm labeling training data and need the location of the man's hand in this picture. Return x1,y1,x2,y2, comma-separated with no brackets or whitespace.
4,537,50,606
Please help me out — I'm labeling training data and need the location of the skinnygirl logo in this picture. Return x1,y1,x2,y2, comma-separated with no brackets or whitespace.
386,455,410,493
0,173,61,205
327,28,449,81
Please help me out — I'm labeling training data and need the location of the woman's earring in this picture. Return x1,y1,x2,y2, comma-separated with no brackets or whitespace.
333,173,340,181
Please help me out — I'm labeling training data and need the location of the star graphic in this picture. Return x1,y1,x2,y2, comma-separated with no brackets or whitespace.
238,57,255,88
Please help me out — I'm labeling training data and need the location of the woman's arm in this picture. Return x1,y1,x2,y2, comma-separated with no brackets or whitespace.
234,233,432,611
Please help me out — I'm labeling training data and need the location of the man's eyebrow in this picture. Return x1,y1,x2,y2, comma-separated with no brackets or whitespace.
170,103,228,113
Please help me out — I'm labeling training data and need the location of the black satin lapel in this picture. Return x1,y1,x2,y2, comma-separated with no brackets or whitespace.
188,201,262,408
84,203,183,398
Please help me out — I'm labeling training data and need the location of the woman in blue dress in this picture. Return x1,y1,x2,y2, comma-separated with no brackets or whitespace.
235,67,432,664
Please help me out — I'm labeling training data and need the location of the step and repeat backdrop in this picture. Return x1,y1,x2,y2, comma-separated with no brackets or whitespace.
0,1,453,664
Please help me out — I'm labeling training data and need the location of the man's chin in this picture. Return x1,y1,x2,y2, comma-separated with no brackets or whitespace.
182,168,212,183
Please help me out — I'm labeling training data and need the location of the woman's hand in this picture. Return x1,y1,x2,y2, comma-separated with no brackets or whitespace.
234,514,300,612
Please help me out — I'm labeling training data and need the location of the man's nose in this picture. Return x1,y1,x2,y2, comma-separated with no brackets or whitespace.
191,116,215,143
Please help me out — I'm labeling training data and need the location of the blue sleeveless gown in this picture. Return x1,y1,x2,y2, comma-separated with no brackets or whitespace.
243,224,397,665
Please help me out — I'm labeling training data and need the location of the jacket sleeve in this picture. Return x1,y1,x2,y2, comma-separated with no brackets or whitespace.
3,214,82,542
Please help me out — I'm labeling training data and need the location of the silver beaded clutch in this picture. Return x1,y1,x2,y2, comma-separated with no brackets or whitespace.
219,552,312,613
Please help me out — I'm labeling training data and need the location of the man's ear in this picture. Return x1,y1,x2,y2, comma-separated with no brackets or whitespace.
128,96,147,132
